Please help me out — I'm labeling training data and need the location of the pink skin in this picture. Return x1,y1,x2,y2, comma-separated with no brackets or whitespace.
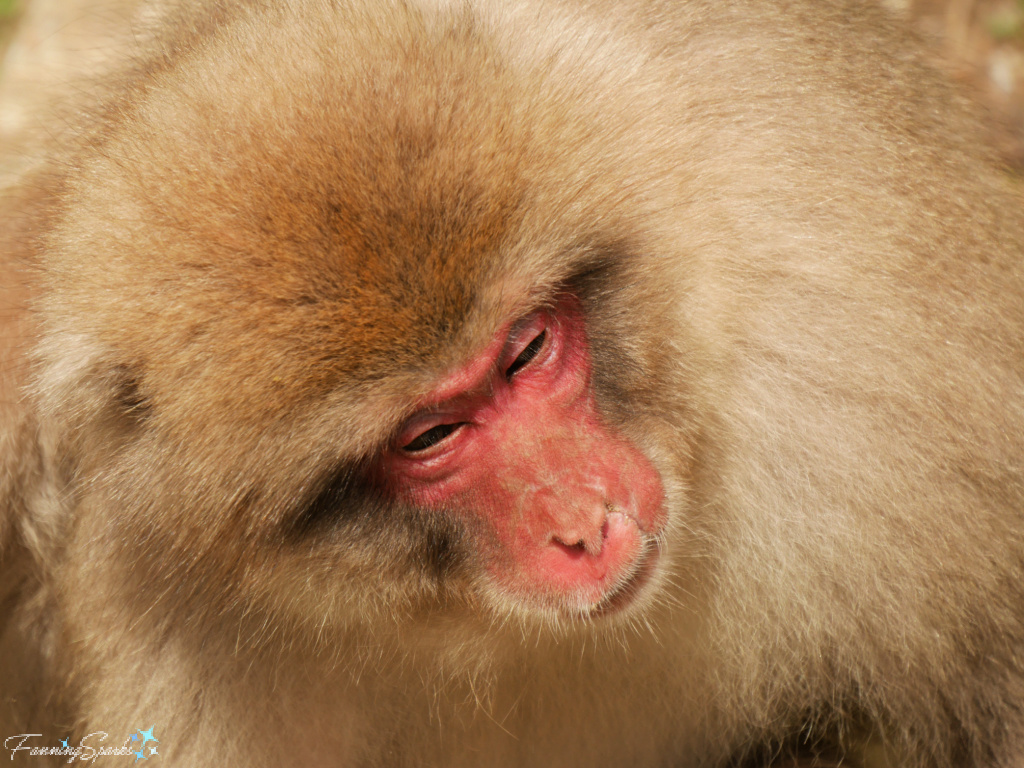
383,297,666,611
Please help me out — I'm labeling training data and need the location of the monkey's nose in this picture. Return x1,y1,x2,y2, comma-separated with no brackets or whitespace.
528,511,644,605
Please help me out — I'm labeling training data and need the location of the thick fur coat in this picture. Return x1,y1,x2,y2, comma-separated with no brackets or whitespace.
1,1,1023,766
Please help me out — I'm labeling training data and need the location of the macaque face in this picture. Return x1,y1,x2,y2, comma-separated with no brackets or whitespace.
34,0,686,633
379,295,666,615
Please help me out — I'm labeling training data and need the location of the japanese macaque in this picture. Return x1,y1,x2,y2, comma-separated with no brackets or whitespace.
1,0,1023,766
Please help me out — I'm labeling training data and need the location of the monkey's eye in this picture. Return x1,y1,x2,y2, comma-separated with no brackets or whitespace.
505,330,546,381
402,422,465,452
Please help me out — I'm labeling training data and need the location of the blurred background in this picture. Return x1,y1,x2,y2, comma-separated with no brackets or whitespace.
889,0,1024,172
0,0,1022,175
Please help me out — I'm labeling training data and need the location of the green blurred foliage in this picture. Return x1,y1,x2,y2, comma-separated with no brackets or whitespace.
988,1,1024,40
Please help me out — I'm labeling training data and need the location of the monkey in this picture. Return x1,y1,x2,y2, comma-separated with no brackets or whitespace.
1,0,1023,766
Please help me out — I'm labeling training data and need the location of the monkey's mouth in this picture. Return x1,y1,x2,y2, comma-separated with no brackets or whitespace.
591,538,662,617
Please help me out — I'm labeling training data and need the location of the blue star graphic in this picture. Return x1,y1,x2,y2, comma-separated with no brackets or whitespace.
139,727,158,746
134,748,146,762
131,733,139,741
60,739,70,749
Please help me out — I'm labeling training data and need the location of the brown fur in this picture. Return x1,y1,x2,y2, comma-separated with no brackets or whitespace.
2,0,1023,766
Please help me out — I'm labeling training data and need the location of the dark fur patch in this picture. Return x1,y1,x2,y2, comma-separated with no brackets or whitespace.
396,507,466,583
111,364,152,426
566,238,648,414
289,462,369,537
288,461,466,584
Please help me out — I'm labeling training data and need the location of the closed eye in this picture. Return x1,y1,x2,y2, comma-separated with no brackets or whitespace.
505,330,546,381
402,422,465,452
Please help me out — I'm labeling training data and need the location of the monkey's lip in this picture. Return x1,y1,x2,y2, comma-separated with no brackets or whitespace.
591,538,661,617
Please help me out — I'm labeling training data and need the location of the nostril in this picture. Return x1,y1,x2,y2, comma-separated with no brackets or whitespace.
549,505,614,557
552,537,589,558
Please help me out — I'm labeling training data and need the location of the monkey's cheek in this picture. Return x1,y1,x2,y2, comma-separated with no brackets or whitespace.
492,512,658,614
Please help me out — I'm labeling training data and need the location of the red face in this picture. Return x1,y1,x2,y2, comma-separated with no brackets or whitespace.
382,296,666,614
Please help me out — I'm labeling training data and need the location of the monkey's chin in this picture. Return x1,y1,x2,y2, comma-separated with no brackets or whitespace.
527,539,664,622
588,539,662,619
487,539,663,624
486,513,667,623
